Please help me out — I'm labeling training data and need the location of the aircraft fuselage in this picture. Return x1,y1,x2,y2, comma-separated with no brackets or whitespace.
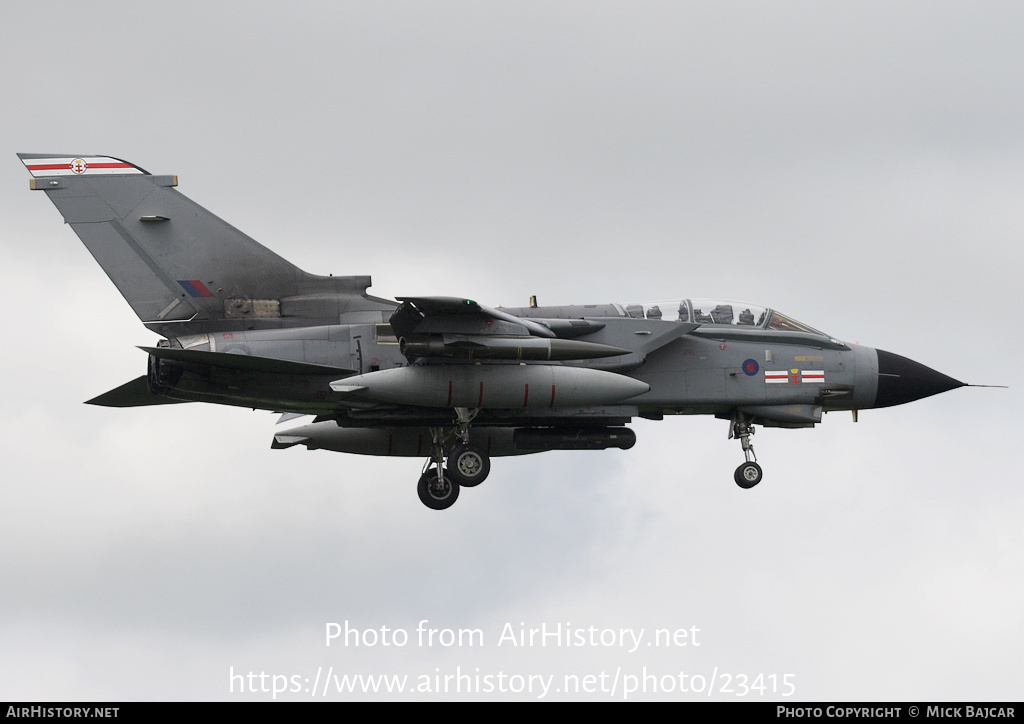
19,153,968,509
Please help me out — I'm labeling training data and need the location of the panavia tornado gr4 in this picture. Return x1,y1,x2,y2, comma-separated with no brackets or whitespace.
20,154,973,510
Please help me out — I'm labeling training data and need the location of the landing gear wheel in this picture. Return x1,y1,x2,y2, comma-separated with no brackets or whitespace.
734,461,763,489
417,469,460,510
446,444,490,488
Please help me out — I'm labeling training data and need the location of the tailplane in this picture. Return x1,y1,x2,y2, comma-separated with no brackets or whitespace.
19,153,395,336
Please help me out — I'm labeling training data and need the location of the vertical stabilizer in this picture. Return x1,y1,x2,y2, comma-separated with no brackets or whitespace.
18,153,394,336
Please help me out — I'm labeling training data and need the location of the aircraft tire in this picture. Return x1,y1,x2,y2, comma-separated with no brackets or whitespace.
446,444,490,488
418,469,460,510
734,462,763,489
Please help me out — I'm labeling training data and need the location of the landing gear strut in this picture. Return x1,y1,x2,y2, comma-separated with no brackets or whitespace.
730,413,763,489
416,408,491,509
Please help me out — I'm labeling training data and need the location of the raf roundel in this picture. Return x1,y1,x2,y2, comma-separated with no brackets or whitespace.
742,358,759,376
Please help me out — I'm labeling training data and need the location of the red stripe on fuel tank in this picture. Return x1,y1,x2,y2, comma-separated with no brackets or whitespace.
447,380,453,406
523,383,530,407
550,384,556,407
478,382,484,407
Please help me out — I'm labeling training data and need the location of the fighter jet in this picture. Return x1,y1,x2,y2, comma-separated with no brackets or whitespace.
19,153,973,509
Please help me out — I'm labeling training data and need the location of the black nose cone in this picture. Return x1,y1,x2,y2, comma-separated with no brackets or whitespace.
874,349,965,408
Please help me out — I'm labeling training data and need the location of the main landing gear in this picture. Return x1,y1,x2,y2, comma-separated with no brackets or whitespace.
417,408,491,510
447,443,490,487
417,466,458,510
730,413,763,489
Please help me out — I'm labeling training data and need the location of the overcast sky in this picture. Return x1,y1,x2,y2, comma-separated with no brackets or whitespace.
1,0,1021,701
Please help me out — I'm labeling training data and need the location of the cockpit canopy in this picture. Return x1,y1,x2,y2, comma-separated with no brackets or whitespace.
617,299,826,336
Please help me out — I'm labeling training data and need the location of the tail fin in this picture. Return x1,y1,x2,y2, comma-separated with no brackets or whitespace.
19,153,394,336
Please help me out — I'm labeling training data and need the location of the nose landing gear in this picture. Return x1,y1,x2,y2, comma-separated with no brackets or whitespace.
730,414,763,489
